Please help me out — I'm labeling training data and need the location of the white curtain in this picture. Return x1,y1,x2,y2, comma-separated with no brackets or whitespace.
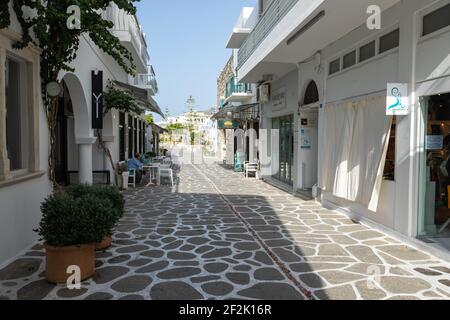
320,95,392,211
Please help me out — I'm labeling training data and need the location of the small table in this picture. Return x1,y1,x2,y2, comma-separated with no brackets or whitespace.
144,163,161,186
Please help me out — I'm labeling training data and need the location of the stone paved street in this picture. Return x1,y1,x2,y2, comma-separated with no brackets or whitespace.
0,163,449,300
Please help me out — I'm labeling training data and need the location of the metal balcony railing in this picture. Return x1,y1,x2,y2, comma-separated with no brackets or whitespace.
237,0,299,69
134,74,158,93
225,77,252,98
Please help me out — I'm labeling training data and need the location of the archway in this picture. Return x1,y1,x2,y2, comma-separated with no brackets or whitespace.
303,80,319,106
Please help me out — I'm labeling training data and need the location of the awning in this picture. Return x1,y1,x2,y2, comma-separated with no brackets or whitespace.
113,80,165,118
212,103,259,121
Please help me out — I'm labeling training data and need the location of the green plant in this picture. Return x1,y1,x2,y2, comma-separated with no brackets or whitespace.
116,162,129,175
36,193,114,247
66,184,125,225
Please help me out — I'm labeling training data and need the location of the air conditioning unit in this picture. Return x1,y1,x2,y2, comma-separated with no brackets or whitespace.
259,84,270,103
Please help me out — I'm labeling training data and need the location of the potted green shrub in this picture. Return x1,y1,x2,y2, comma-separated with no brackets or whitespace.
36,192,114,283
116,162,129,190
66,184,125,250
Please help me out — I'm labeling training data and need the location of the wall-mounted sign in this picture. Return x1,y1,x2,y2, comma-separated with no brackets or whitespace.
426,135,444,150
92,70,104,129
300,128,311,149
272,87,286,110
386,83,409,115
218,119,240,129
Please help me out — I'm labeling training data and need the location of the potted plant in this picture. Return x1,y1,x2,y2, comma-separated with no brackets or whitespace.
116,162,129,190
35,192,113,283
66,184,125,251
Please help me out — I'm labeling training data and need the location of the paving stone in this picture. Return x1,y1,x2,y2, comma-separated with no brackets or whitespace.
187,237,210,245
350,231,384,240
253,252,274,265
431,266,450,274
204,263,228,274
226,272,250,285
318,244,349,257
346,246,382,264
379,276,432,294
84,292,113,300
157,267,202,279
315,285,357,300
191,275,221,283
151,281,203,300
127,259,153,267
237,283,305,300
180,245,196,251
377,246,430,261
17,280,55,300
0,259,42,280
57,288,89,299
414,268,442,276
298,273,326,289
202,248,232,259
108,255,131,264
233,265,252,272
254,268,285,281
354,280,387,300
201,281,234,296
162,240,184,250
111,275,152,293
94,266,129,284
234,252,252,260
319,270,365,285
140,250,165,258
136,261,169,273
272,248,301,263
264,239,293,247
439,279,450,287
119,295,145,300
174,261,200,267
116,245,149,254
167,251,196,260
195,245,215,254
291,262,347,273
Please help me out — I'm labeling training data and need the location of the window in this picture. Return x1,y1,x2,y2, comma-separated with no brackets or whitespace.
303,81,319,105
379,29,400,54
343,50,357,69
329,58,341,75
422,3,450,36
359,41,376,62
5,56,29,173
119,112,125,161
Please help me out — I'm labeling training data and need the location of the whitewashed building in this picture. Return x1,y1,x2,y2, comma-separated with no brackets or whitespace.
234,0,450,259
0,3,162,265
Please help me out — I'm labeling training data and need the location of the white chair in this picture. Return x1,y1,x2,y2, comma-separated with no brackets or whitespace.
128,169,136,188
245,163,259,179
159,168,174,186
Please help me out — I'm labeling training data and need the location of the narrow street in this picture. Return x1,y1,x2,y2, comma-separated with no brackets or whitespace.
0,161,449,300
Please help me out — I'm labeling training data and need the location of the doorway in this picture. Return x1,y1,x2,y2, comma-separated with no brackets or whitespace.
55,82,73,185
419,92,450,250
272,115,294,186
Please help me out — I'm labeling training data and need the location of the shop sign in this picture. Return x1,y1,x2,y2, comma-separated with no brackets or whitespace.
426,135,444,150
92,70,104,129
272,87,286,110
300,128,311,149
218,119,240,129
386,83,409,115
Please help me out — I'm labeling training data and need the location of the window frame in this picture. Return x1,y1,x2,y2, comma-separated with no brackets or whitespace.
418,0,450,42
0,33,41,184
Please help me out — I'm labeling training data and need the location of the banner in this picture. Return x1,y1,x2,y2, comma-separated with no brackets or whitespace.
92,70,104,129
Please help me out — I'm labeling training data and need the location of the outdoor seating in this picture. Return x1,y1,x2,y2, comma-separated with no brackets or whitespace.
159,167,174,186
245,163,259,179
128,169,136,188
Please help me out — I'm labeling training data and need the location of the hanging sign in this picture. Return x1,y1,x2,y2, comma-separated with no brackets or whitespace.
386,83,409,115
92,70,104,129
218,119,240,129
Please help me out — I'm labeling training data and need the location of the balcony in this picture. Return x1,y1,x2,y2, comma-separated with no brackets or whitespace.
132,73,159,96
237,0,299,68
224,77,253,104
104,4,149,73
226,7,258,49
237,0,401,83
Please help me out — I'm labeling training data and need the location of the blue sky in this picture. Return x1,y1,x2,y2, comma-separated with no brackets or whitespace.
136,0,257,121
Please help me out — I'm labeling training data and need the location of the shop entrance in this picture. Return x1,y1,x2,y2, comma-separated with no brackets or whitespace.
419,92,450,249
272,115,294,186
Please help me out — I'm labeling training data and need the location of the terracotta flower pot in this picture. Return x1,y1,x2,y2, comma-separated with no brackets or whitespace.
45,244,95,284
95,235,112,251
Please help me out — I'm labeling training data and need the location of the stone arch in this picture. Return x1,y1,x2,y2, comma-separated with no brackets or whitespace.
303,80,320,106
61,73,91,140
